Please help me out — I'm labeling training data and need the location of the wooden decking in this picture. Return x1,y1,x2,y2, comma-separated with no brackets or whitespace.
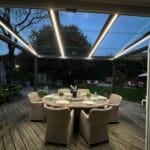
0,90,145,150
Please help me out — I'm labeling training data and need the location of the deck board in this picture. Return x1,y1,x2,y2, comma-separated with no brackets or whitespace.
22,119,47,150
16,121,37,150
10,127,27,150
3,131,16,150
0,137,4,150
0,91,146,150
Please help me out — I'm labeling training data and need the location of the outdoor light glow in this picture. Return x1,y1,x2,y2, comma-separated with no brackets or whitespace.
0,20,38,56
88,13,119,59
50,9,65,58
15,64,20,69
114,35,150,59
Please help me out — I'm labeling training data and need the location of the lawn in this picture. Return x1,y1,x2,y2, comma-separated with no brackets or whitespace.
79,85,146,103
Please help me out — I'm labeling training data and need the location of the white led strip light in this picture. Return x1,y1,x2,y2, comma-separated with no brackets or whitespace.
50,9,65,58
114,34,150,59
0,20,37,56
88,14,119,59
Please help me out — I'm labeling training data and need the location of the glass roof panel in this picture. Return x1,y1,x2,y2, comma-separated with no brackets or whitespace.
0,23,22,56
0,41,9,55
95,15,150,57
0,25,8,55
1,7,149,59
16,9,60,56
59,11,109,57
0,7,59,57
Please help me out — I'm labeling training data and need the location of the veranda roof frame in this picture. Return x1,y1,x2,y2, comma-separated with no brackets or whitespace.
0,0,150,16
0,1,150,150
0,20,38,56
0,8,149,60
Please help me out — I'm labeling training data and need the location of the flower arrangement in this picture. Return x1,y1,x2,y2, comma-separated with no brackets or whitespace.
70,85,77,91
70,85,78,97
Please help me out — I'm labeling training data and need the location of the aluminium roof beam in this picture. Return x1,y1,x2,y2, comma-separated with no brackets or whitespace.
49,9,65,58
88,13,118,59
113,34,150,59
0,34,31,53
127,46,148,56
38,54,112,60
0,0,150,16
0,19,38,56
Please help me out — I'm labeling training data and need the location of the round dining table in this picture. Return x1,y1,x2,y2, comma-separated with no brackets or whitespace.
42,93,110,132
42,93,109,109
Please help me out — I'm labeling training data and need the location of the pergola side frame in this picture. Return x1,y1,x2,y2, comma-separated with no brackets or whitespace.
146,40,150,150
0,0,150,16
34,56,38,91
113,35,150,150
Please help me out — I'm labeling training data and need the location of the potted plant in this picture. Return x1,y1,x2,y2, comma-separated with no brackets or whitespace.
38,90,49,98
58,90,64,96
86,91,91,97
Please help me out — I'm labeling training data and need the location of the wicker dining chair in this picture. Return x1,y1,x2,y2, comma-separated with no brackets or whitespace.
108,93,122,123
27,92,44,121
79,107,112,145
44,104,74,145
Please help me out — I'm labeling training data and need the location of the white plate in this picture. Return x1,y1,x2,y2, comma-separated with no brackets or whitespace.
90,97,100,101
80,93,86,96
97,96,107,100
43,95,54,100
56,100,70,105
66,97,84,101
64,93,72,96
90,96,107,101
82,101,95,105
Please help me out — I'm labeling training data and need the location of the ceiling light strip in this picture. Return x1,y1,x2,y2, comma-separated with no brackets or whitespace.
88,13,119,59
0,20,37,56
114,35,150,59
50,9,65,58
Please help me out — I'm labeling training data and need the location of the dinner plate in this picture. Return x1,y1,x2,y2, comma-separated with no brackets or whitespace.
98,96,107,100
43,94,54,100
91,96,107,100
56,100,70,105
82,101,95,105
64,93,72,96
66,97,84,101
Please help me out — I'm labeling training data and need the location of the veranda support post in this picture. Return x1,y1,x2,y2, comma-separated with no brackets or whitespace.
34,56,38,91
112,60,116,93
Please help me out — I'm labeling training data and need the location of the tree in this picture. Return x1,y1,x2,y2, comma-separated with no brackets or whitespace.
29,25,91,57
17,24,94,83
0,8,48,83
17,24,147,85
61,25,91,57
